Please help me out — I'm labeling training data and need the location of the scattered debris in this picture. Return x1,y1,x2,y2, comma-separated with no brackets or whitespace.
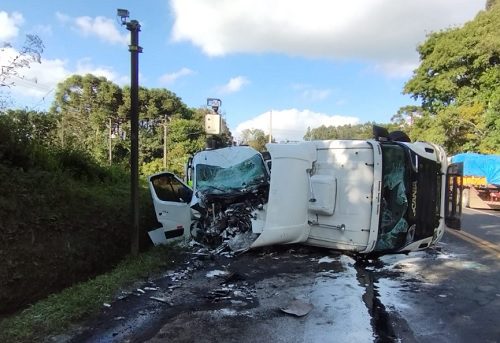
114,316,125,321
230,300,245,306
219,251,235,258
206,270,229,278
103,303,112,308
144,287,159,291
318,256,336,264
212,308,238,317
280,299,314,317
150,296,174,305
227,231,258,252
166,269,191,282
233,290,245,297
188,251,211,257
136,288,146,294
206,288,232,301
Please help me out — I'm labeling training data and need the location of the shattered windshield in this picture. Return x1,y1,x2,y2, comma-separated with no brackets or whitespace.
195,153,268,194
375,144,412,251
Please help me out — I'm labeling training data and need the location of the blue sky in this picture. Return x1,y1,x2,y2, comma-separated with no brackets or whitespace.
0,0,485,141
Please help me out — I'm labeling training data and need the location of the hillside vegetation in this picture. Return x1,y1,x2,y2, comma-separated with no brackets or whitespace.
0,114,158,314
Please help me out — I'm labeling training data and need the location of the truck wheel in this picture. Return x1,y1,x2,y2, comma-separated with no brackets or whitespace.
462,188,470,208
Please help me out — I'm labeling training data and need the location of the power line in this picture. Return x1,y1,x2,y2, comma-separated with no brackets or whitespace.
9,75,53,92
28,87,55,111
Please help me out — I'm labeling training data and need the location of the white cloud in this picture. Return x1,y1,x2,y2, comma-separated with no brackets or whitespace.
0,11,24,42
55,11,70,24
217,76,249,94
1,47,126,100
234,108,359,142
75,58,128,85
291,84,334,102
0,46,68,97
18,58,69,96
159,67,194,84
57,12,128,45
170,0,485,77
301,88,332,102
33,24,53,37
370,60,420,78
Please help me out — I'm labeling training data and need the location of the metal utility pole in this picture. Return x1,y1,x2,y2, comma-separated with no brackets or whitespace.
269,110,273,143
108,117,113,165
59,116,64,147
118,9,142,256
163,116,168,169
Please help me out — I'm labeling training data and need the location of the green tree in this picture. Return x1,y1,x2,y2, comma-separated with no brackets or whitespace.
486,0,499,10
165,117,205,175
0,109,57,169
118,87,192,120
240,128,268,151
50,74,124,162
0,109,57,145
304,123,376,140
404,3,500,154
120,87,196,167
390,105,422,133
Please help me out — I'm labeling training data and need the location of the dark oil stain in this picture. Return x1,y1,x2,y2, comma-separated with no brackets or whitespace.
354,258,398,343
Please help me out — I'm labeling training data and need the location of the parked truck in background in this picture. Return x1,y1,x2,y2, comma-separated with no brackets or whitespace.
148,127,463,256
452,153,500,210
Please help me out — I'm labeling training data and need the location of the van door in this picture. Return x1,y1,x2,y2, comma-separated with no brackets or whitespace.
148,172,193,239
445,162,463,229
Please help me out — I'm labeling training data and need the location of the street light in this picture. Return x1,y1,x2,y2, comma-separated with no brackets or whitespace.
118,8,142,256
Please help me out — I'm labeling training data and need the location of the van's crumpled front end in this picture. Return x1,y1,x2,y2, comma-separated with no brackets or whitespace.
189,147,270,251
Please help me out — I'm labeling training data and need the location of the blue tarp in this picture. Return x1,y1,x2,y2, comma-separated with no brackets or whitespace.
452,153,500,186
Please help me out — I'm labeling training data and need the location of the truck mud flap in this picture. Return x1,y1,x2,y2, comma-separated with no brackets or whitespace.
445,162,463,230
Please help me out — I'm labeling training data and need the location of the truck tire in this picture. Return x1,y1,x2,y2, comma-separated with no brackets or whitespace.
462,188,470,208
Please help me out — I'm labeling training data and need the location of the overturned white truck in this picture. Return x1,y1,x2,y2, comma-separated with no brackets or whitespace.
148,136,462,255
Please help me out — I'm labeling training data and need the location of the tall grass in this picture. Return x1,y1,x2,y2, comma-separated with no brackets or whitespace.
0,244,184,343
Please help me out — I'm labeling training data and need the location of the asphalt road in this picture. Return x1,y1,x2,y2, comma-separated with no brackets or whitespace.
380,207,500,343
62,209,500,343
459,207,500,246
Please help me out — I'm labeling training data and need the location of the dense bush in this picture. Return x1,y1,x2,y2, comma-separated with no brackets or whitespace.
0,113,157,314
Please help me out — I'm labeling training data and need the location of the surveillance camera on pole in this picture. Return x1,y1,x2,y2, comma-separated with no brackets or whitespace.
205,98,222,135
117,8,142,256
